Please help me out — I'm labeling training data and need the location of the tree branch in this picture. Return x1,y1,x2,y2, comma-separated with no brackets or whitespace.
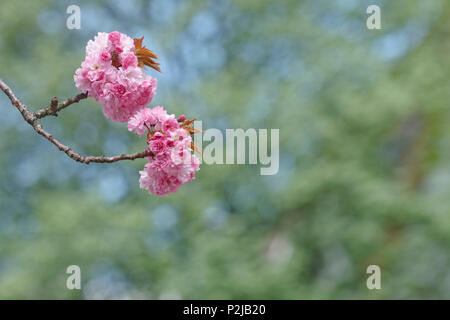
34,92,89,119
0,78,152,164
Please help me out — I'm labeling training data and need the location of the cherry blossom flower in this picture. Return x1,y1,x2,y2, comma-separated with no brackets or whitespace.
74,31,158,122
73,32,199,196
129,106,200,196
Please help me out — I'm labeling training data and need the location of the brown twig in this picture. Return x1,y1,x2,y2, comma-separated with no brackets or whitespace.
0,78,152,164
34,92,89,119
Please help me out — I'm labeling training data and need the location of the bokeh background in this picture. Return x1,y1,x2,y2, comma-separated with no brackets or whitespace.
1,0,450,299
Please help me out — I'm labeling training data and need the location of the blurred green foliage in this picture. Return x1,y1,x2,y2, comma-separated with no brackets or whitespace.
1,0,450,299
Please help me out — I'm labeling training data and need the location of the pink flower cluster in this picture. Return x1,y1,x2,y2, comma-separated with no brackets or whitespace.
74,31,157,122
128,107,200,196
74,31,200,196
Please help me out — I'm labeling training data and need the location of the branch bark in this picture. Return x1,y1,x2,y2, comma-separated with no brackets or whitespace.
0,78,151,164
34,92,89,119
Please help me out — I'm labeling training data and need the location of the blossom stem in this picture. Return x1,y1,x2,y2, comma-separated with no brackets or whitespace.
0,78,152,164
34,92,88,119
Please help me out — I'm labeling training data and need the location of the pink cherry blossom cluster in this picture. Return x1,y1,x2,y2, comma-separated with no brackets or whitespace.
74,31,157,122
128,107,200,196
74,31,200,196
